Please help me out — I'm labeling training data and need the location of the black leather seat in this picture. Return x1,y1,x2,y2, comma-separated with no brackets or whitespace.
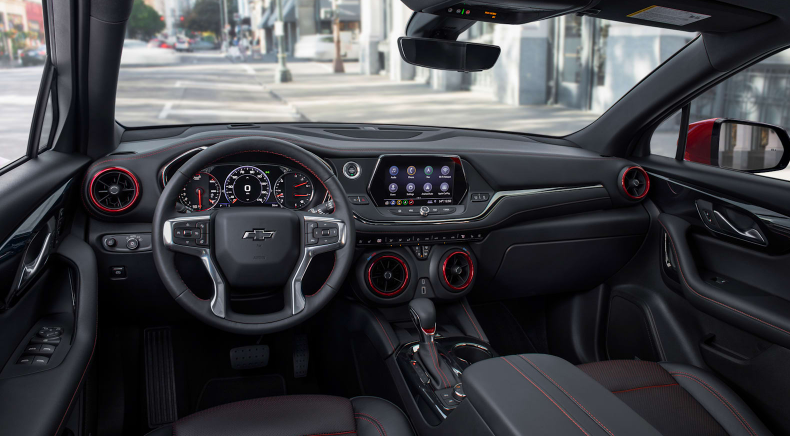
577,360,771,436
462,354,773,436
145,395,415,436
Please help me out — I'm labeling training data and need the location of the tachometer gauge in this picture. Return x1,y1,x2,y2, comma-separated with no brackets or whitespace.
179,172,220,211
224,166,270,204
273,172,314,210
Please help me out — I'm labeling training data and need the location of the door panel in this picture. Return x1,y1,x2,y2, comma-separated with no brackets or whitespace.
631,154,790,433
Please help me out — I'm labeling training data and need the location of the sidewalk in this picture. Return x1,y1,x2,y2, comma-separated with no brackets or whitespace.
255,60,600,136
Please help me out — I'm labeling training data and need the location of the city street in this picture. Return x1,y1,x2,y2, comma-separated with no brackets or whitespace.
2,52,599,164
0,65,44,166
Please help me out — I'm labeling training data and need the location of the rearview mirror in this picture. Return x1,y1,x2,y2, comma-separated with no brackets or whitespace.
685,119,790,172
397,37,501,72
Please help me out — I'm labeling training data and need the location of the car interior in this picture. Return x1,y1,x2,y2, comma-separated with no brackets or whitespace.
3,0,790,435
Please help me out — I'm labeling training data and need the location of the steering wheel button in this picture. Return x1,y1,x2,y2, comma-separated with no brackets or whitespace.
173,222,195,228
197,238,208,246
175,238,194,246
306,235,319,245
305,222,318,233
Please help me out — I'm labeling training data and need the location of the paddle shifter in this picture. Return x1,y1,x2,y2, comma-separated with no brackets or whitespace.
409,298,457,389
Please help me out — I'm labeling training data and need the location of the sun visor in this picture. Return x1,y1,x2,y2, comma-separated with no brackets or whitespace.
588,0,773,33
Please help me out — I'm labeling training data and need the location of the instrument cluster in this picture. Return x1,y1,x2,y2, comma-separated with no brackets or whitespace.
176,163,329,212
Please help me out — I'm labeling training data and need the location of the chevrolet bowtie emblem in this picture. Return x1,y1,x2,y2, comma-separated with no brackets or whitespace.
242,229,276,241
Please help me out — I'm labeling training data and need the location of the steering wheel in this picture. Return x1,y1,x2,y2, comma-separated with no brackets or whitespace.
152,137,356,334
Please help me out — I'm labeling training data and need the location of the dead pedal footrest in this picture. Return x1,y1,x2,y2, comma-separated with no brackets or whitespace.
144,327,178,427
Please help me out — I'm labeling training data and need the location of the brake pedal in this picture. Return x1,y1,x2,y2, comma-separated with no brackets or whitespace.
230,345,270,370
143,327,178,427
293,334,309,378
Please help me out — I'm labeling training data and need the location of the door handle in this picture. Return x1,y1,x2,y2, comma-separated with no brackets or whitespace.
713,210,766,245
16,230,54,291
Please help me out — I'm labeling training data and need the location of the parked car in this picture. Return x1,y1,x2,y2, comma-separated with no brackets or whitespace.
20,45,47,66
294,32,359,61
147,38,173,49
190,39,218,51
174,37,192,52
121,39,180,66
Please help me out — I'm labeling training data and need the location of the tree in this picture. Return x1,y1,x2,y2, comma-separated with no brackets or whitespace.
127,0,165,40
184,0,223,36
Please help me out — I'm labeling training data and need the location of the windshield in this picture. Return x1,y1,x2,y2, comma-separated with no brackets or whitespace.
116,1,694,136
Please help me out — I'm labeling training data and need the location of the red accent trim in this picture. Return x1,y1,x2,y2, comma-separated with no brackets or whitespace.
621,166,650,200
366,255,409,297
670,372,757,436
461,300,483,339
88,167,140,212
611,383,679,394
442,251,474,291
501,357,591,436
422,327,435,334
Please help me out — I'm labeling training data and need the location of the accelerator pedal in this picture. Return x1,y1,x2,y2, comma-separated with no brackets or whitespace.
230,345,270,370
293,333,310,378
143,327,178,427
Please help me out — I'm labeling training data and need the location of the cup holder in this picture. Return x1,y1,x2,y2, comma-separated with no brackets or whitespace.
451,343,493,368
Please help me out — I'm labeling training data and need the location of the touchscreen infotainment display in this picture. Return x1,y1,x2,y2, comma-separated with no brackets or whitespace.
368,155,467,207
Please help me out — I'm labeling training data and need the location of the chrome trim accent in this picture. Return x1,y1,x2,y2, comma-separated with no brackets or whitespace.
714,210,766,245
160,146,207,187
290,214,348,315
0,180,69,267
366,154,469,208
17,231,53,291
651,172,790,238
163,215,226,318
342,161,361,179
353,185,605,225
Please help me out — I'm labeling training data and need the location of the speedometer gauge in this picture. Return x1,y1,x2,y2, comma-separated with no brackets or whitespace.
273,172,314,210
179,172,220,211
224,166,270,204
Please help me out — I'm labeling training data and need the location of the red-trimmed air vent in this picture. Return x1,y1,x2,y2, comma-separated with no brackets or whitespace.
366,254,409,297
620,166,650,200
89,167,140,213
441,250,474,291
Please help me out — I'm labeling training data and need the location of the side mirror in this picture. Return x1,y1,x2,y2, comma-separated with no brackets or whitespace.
397,37,501,72
685,118,790,172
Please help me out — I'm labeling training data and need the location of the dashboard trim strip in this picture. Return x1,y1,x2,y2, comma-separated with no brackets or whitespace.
353,184,605,225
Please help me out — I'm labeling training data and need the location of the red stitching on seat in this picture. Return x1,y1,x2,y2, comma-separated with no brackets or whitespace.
519,356,614,436
670,371,758,436
355,413,387,436
659,219,790,337
501,357,591,436
461,300,483,340
611,383,679,394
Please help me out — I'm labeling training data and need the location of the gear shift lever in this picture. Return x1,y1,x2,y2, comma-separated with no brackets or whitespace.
409,298,456,389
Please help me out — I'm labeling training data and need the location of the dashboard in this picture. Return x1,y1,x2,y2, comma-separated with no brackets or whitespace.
83,125,650,310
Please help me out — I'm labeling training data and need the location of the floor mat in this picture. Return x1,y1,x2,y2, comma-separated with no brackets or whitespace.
195,374,287,412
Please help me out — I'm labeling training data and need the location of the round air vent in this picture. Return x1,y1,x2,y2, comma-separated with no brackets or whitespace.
366,254,409,297
441,250,474,291
89,167,140,213
620,166,650,200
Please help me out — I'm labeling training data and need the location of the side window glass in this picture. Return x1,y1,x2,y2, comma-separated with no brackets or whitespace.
0,2,50,170
684,49,790,181
650,109,683,158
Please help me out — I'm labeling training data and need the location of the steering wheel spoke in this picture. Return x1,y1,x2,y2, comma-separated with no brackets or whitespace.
162,213,227,319
289,213,349,315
